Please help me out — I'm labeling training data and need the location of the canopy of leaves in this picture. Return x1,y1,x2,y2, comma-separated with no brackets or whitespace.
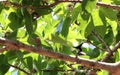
0,0,120,75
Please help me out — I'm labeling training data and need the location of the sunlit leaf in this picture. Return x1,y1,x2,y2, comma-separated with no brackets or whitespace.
100,7,118,36
92,9,106,37
51,34,70,46
71,4,81,22
79,13,94,38
85,17,94,37
82,0,97,13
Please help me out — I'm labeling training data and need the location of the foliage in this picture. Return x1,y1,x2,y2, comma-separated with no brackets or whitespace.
0,0,120,75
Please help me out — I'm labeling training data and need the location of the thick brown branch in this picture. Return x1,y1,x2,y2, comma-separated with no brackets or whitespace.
2,1,60,9
0,38,116,72
59,0,120,10
2,0,120,10
39,69,74,72
0,46,10,53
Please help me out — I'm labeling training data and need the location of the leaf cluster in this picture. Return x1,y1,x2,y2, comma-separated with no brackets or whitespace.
0,0,120,75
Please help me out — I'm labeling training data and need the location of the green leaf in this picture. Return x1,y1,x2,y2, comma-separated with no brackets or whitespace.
0,54,10,75
0,54,7,64
0,64,10,75
71,4,81,22
115,51,120,62
6,50,17,61
113,0,120,5
87,48,100,58
5,30,18,40
22,0,32,5
107,20,117,37
27,33,39,45
24,9,34,35
61,16,71,37
32,0,40,6
61,46,72,54
51,34,71,46
33,55,47,71
46,61,59,70
116,27,120,42
82,0,97,13
35,8,52,16
87,35,100,45
81,10,90,21
100,8,118,36
79,14,94,38
26,56,33,71
100,8,117,20
92,9,106,37
16,51,28,68
97,70,109,75
104,27,114,46
8,12,23,30
17,28,26,38
0,3,3,13
85,17,94,37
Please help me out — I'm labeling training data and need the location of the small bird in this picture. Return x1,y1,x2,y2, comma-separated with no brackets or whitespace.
74,42,86,57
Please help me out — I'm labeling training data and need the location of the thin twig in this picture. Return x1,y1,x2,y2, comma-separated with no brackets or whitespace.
9,64,30,75
86,40,106,51
92,31,111,52
101,41,120,61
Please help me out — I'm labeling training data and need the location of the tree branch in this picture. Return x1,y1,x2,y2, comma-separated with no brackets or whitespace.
92,31,111,52
9,64,30,75
59,0,120,10
0,46,10,53
39,69,74,72
0,38,116,72
2,1,60,9
2,0,120,10
86,40,106,51
101,41,120,61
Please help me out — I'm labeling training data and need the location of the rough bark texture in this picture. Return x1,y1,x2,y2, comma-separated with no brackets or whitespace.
0,39,120,74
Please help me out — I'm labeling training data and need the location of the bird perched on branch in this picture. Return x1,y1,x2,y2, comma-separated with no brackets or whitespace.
74,42,86,58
